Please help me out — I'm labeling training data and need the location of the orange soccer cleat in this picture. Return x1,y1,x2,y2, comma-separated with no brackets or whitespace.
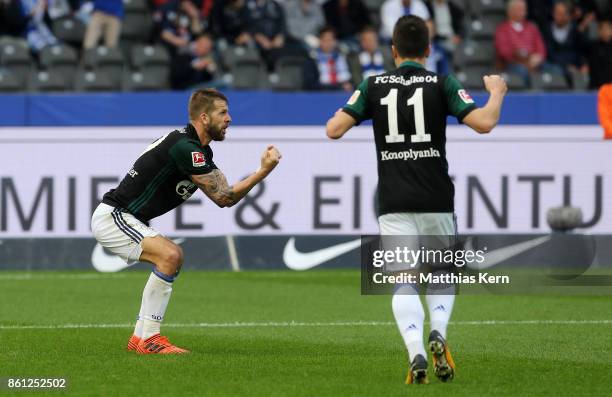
405,354,429,384
428,330,455,382
127,334,141,351
136,334,190,354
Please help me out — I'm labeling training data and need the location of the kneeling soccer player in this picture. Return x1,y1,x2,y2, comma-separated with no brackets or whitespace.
325,16,506,383
91,89,281,354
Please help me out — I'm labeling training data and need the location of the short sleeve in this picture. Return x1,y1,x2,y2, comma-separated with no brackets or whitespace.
444,75,477,122
342,79,371,124
169,140,218,175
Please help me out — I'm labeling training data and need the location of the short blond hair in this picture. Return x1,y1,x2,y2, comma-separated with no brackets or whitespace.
188,88,228,120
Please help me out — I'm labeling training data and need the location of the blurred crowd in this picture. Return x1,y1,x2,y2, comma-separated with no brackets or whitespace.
0,0,610,91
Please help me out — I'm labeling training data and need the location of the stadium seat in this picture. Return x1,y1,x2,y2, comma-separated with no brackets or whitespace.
454,41,495,68
532,71,569,91
131,44,170,70
0,38,32,86
121,12,152,42
0,38,30,64
52,17,86,46
230,59,268,89
75,69,120,91
469,0,506,15
570,69,589,91
140,64,170,90
83,46,124,67
468,19,497,41
271,56,305,91
0,68,24,92
28,69,70,92
83,46,124,87
119,39,138,59
39,44,79,86
130,45,170,89
483,13,506,27
456,67,490,90
122,69,168,91
500,71,529,91
221,45,261,72
39,44,78,67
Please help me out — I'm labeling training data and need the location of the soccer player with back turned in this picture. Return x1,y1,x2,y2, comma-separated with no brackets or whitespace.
326,16,507,384
91,89,281,354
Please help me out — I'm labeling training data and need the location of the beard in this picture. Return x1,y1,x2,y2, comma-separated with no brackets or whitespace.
209,123,226,141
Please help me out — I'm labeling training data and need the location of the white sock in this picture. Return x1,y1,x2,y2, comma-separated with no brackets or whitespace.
133,299,145,338
142,319,161,339
139,272,173,339
392,284,426,362
425,276,455,339
134,318,143,338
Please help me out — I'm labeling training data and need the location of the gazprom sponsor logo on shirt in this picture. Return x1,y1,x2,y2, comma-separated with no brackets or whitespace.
176,180,196,200
380,148,441,161
374,75,438,86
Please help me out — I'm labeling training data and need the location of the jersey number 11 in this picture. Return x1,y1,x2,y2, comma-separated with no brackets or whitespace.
380,87,431,143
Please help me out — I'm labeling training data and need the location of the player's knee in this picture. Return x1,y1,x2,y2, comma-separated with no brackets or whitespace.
165,245,183,268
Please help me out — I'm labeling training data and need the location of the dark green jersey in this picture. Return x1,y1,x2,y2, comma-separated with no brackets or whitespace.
103,124,217,222
342,61,476,215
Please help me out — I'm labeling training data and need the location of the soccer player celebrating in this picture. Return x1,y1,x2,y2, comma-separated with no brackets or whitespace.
91,89,281,354
325,16,507,383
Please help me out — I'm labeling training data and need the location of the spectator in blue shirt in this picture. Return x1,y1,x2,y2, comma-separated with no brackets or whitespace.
83,0,124,49
348,26,393,86
312,26,352,91
20,0,59,53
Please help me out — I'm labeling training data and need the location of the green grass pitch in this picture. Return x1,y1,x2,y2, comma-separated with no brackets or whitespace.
1,270,612,396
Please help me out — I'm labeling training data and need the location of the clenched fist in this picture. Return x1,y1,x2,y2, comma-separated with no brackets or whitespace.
483,75,508,96
260,145,282,174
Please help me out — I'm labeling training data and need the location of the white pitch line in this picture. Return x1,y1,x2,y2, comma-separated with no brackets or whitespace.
1,319,611,330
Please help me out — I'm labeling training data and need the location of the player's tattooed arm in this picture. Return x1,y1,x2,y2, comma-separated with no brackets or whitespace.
191,170,236,208
191,146,281,208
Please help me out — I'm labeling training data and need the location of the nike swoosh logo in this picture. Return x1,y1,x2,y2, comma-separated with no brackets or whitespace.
283,237,362,271
91,238,186,272
465,235,551,270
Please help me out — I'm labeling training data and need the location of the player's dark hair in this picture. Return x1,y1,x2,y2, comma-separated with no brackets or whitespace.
189,88,228,120
553,0,571,12
319,26,336,38
392,15,430,58
359,25,378,35
194,32,213,40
